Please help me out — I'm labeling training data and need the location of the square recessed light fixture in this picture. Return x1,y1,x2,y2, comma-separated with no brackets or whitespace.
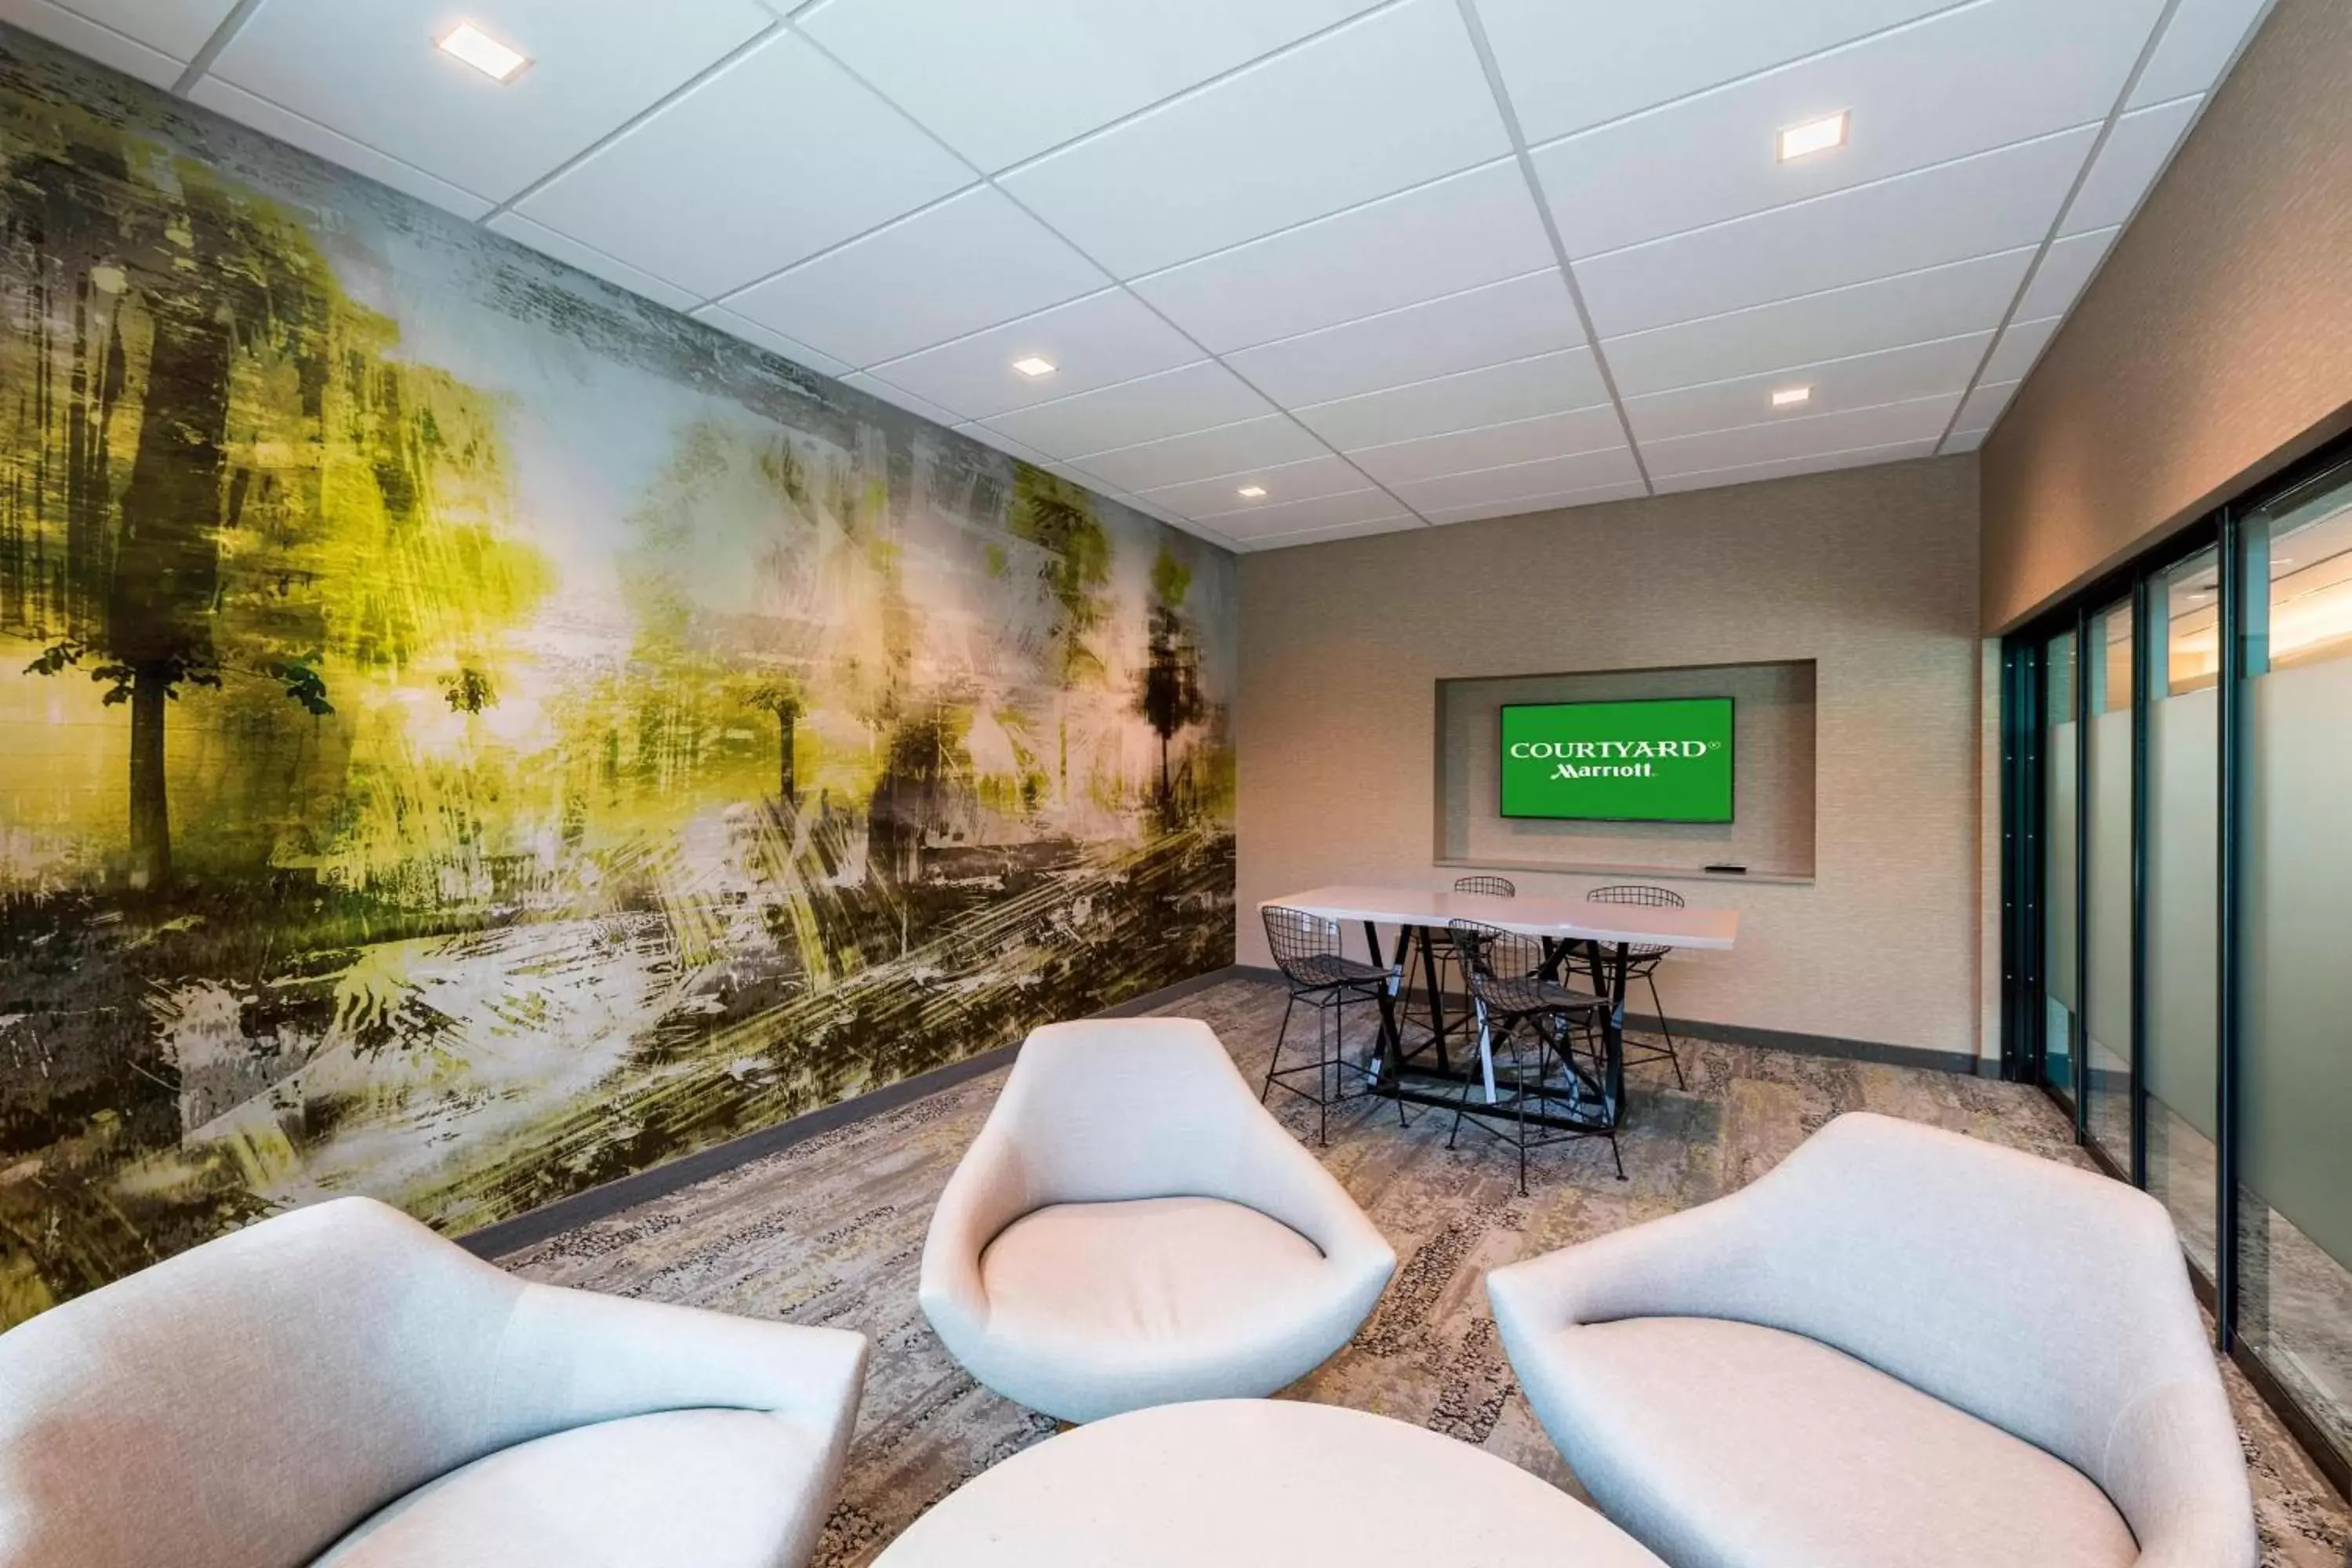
1776,111,1848,162
437,21,530,82
1011,356,1057,378
1236,485,1268,499
1771,385,1813,408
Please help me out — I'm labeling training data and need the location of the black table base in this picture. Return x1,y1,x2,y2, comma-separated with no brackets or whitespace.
1359,920,1633,1145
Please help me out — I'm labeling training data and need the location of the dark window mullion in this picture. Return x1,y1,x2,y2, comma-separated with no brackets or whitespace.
2073,601,2092,1147
2215,504,2243,1353
2129,572,2152,1188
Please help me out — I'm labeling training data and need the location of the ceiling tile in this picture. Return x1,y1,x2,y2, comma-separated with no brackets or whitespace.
1473,0,1955,145
207,0,775,205
1073,415,1327,492
1652,436,1940,494
1222,269,1581,408
1350,405,1627,488
691,305,856,379
1641,393,1957,477
511,33,971,299
997,0,1508,278
798,0,1385,172
1420,479,1650,526
986,361,1274,459
867,289,1202,420
1137,454,1371,517
1941,426,1988,454
486,212,703,312
1242,514,1424,550
1980,315,2060,383
843,369,966,428
2129,0,2276,108
1199,488,1410,538
1952,378,2020,434
1532,0,2161,260
22,0,234,60
1,0,200,85
1575,124,2100,337
1388,445,1642,513
2062,93,2201,235
1127,158,1553,353
2015,226,2118,320
1295,349,1610,451
721,187,1107,368
1622,331,1991,445
186,78,498,220
1602,245,2031,397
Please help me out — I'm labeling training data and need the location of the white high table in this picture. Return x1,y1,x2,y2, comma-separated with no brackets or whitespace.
1258,883,1740,1145
873,1398,1668,1567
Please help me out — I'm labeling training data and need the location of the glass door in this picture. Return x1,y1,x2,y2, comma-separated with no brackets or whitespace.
2236,459,2352,1472
2144,548,2220,1272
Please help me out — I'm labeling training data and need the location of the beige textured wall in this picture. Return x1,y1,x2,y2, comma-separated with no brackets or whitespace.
1980,0,2352,632
1237,456,1987,1058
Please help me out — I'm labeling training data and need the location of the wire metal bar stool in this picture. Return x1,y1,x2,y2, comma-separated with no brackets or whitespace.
1261,905,1397,1145
1445,918,1623,1192
1399,875,1518,1054
1584,884,1688,1089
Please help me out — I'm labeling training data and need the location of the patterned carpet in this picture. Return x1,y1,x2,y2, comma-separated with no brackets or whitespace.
500,977,2351,1566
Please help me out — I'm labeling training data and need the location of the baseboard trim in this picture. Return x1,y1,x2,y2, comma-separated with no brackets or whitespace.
460,964,1245,1260
1625,1013,1994,1080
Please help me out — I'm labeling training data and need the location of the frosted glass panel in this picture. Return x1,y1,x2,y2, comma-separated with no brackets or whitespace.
2083,601,2134,1169
2240,470,2352,1468
2085,706,2134,1163
2145,548,2219,1272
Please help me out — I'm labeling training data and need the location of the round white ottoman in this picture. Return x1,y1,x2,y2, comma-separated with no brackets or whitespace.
873,1398,1668,1566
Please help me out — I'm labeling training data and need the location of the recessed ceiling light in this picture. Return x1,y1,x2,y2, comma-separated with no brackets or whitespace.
1770,385,1813,408
437,21,530,82
1011,356,1057,378
1236,485,1268,499
1776,111,1849,162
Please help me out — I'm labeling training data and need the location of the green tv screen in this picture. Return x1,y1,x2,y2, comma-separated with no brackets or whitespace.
1499,698,1734,823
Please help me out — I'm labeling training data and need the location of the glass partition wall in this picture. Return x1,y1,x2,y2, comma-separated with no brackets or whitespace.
2003,437,2352,1495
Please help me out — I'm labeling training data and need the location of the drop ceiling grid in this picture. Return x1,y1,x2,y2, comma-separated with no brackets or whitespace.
12,0,2273,549
769,9,1446,536
1926,0,2205,457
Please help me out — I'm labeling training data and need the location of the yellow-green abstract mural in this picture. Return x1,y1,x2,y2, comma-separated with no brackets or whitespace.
0,30,1236,1323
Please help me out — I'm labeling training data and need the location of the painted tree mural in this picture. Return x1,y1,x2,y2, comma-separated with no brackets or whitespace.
0,94,546,892
1007,464,1110,800
1137,544,1207,811
0,31,1235,1325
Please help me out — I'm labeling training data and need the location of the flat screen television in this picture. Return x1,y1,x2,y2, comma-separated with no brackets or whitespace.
1498,697,1734,823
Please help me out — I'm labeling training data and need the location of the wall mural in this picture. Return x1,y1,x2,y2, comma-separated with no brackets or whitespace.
0,30,1236,1323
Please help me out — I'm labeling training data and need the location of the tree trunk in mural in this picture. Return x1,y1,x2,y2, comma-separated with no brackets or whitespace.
779,708,796,804
105,260,236,891
124,670,171,888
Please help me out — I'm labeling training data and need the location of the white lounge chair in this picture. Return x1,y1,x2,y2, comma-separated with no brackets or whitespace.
1486,1112,2254,1568
0,1196,869,1568
920,1017,1396,1423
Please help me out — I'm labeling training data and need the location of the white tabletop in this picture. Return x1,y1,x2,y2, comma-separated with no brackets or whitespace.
873,1398,1667,1567
1260,883,1739,951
